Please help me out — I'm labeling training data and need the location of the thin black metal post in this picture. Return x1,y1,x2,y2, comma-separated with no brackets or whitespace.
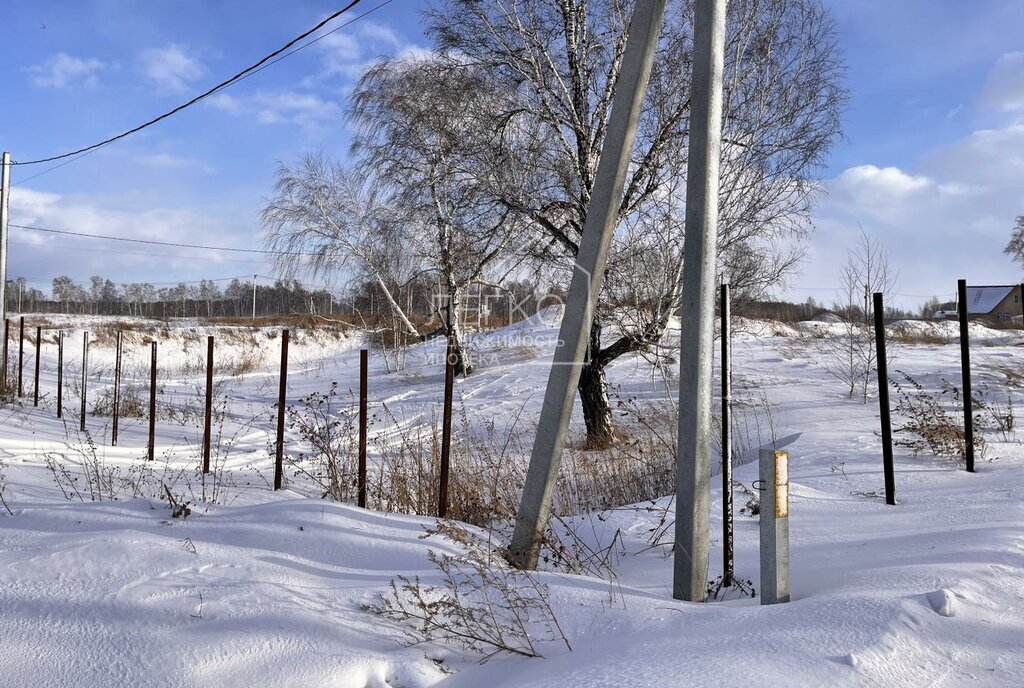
56,330,63,418
112,331,122,446
438,335,455,518
721,284,733,586
147,341,157,461
33,326,41,407
18,316,24,397
1019,283,1024,329
202,335,214,474
80,332,89,432
957,279,975,472
1,319,8,391
358,348,368,508
273,329,289,491
873,292,896,504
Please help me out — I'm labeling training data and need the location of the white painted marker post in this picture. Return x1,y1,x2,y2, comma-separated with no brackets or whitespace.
759,448,790,605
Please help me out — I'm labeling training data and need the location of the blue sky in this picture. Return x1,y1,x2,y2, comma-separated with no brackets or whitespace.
1,0,1023,308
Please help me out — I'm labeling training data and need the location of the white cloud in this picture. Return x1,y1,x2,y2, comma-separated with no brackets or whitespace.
312,21,422,82
139,44,205,91
207,90,343,130
27,53,105,89
134,153,215,174
800,129,1024,308
982,51,1024,114
7,187,264,285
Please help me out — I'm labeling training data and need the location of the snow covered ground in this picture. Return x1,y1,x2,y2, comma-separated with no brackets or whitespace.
1,311,1023,687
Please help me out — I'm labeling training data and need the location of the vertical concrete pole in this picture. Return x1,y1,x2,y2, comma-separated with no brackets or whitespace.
673,0,728,602
252,275,258,320
508,0,668,570
759,449,790,605
0,152,10,323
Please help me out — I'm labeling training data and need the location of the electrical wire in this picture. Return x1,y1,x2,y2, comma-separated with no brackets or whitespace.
11,0,366,168
7,239,271,265
10,223,315,256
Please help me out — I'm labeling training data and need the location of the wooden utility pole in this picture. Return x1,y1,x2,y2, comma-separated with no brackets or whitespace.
508,0,668,570
674,0,727,603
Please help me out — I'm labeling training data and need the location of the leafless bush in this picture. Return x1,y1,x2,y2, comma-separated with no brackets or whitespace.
891,371,986,462
0,459,12,515
91,382,147,418
367,521,571,662
285,383,359,501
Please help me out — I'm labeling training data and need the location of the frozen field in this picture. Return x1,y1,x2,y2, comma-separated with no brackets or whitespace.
1,311,1023,687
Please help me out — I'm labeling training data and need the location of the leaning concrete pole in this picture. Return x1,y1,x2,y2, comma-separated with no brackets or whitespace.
508,0,667,570
0,152,11,322
673,0,727,602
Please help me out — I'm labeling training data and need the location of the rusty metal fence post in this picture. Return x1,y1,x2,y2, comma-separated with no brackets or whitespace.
33,325,41,407
1,319,8,392
80,332,89,432
112,331,122,446
358,348,368,508
18,316,24,396
438,336,455,518
720,283,733,587
56,330,63,418
274,329,289,490
202,335,214,474
873,292,896,504
147,341,157,461
957,279,975,472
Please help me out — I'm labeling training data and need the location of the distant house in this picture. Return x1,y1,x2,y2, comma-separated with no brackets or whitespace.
963,285,1024,321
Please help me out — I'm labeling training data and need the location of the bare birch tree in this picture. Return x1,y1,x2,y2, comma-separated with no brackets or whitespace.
821,230,897,402
416,0,846,446
349,57,523,375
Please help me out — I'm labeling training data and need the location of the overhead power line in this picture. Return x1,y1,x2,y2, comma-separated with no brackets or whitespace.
11,0,365,167
10,223,316,256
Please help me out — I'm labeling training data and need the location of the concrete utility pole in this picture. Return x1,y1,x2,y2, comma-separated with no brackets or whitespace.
0,152,11,322
251,275,257,320
673,0,727,602
508,0,667,570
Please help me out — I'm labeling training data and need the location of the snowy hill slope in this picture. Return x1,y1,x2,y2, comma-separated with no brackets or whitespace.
1,313,1023,686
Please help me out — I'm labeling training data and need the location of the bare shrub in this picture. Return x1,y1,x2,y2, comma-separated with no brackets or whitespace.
891,371,986,462
285,383,359,501
367,521,571,662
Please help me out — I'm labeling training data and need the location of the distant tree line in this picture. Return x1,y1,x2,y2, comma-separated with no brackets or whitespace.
3,276,335,319
2,274,562,324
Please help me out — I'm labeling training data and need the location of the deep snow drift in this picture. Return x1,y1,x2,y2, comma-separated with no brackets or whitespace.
1,312,1023,687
